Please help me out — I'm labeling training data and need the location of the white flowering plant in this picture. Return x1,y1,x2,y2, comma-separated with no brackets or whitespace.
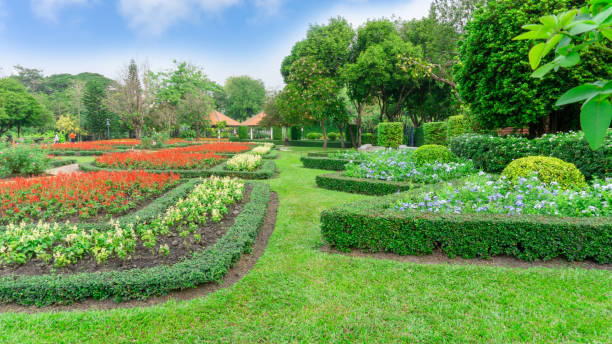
225,153,263,171
251,145,272,155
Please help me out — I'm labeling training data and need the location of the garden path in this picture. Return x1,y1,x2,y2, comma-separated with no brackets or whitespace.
45,163,80,175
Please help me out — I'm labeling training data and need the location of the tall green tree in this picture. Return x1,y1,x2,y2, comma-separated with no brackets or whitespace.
224,76,266,121
82,80,109,139
0,78,47,136
455,0,612,137
429,0,484,34
177,88,214,139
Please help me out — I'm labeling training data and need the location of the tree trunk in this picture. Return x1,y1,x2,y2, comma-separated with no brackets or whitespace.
357,103,363,147
338,122,345,148
321,120,327,150
17,126,21,138
348,124,356,148
196,125,200,140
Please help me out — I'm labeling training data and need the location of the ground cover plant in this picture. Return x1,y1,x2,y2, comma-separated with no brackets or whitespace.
0,145,50,178
0,148,610,343
0,171,180,224
0,176,243,268
225,154,263,172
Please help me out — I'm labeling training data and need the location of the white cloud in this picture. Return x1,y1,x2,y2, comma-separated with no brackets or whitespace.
31,0,88,21
118,0,284,36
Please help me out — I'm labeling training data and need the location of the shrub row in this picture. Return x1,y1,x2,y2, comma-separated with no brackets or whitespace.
316,173,413,195
80,160,277,180
48,159,77,168
0,182,271,306
301,156,356,171
229,138,346,148
423,122,448,146
450,131,612,179
320,190,612,263
377,122,403,148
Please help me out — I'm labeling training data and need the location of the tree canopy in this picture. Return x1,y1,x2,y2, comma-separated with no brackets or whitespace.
0,78,47,136
224,76,266,121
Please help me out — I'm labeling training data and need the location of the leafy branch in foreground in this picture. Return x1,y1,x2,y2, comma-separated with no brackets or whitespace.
515,0,612,149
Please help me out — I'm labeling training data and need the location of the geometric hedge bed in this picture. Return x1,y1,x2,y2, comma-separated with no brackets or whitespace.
80,159,277,180
301,156,353,171
321,186,612,264
0,181,271,306
316,172,413,195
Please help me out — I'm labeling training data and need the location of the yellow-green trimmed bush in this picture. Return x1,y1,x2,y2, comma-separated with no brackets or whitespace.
502,156,586,189
377,122,404,148
412,145,455,165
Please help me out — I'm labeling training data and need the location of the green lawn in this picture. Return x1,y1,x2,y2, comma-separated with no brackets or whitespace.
1,147,610,343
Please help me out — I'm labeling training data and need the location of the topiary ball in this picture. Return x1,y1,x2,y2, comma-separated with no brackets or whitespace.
412,144,455,165
501,156,586,189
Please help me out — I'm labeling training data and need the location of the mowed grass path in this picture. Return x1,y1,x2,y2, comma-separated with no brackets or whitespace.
1,148,610,343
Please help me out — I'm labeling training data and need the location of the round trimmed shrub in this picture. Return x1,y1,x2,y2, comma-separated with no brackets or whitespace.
412,144,455,165
327,132,339,141
502,156,586,189
306,132,322,140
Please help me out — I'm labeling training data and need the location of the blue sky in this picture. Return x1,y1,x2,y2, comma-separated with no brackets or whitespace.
0,0,431,89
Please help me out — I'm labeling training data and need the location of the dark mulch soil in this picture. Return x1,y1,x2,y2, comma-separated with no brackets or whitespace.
0,185,252,276
321,246,612,271
0,191,278,313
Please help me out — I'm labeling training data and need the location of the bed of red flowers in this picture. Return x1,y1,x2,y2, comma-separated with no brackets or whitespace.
172,143,252,154
95,150,223,170
0,171,179,224
43,142,115,151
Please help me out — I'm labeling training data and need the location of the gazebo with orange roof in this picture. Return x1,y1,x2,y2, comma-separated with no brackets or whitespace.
240,112,269,139
207,110,240,139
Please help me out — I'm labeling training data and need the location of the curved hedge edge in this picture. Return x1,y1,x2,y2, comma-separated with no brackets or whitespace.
80,160,277,180
301,156,354,171
46,150,107,156
48,159,78,168
0,182,271,306
320,191,612,263
316,173,413,195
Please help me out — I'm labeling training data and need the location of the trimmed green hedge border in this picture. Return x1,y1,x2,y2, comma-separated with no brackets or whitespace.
230,138,345,148
79,160,277,180
316,173,413,195
301,156,354,171
46,150,107,156
321,189,612,263
0,182,271,306
48,159,77,168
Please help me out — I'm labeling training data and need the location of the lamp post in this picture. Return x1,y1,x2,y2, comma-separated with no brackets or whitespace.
106,118,110,139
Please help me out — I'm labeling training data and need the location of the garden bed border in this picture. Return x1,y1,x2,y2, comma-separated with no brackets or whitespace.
316,172,414,195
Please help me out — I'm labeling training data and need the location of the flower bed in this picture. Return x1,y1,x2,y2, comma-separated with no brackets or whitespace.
0,171,180,224
315,148,476,194
226,154,263,172
250,145,272,155
394,173,611,217
321,177,612,263
95,151,222,170
171,143,252,154
0,180,271,306
0,176,242,268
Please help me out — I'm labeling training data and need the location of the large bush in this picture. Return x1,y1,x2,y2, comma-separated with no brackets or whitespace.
455,0,612,132
306,132,322,140
238,126,249,139
272,126,283,140
450,131,611,179
377,122,403,148
327,132,339,141
0,145,49,177
446,115,472,138
423,122,447,146
412,144,455,165
414,127,424,147
502,156,586,189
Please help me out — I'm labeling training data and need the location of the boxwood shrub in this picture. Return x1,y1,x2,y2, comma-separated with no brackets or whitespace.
321,190,612,263
450,131,611,179
377,122,404,148
316,173,413,195
0,182,271,306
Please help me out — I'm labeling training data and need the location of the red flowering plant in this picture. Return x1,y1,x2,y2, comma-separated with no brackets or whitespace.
0,171,179,224
95,150,223,170
171,143,253,154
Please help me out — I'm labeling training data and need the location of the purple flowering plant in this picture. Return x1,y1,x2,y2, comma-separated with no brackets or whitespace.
394,173,612,218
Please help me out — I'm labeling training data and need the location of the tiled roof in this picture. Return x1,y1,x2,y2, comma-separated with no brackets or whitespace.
208,110,241,126
240,112,267,126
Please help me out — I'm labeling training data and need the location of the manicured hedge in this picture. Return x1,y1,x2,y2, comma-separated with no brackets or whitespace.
80,160,277,180
377,122,404,148
316,173,413,195
301,156,353,171
238,126,249,139
46,150,107,156
48,159,77,168
446,115,472,138
290,127,301,140
0,182,271,306
414,127,425,147
423,122,448,146
230,138,344,148
321,190,612,263
450,131,612,179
